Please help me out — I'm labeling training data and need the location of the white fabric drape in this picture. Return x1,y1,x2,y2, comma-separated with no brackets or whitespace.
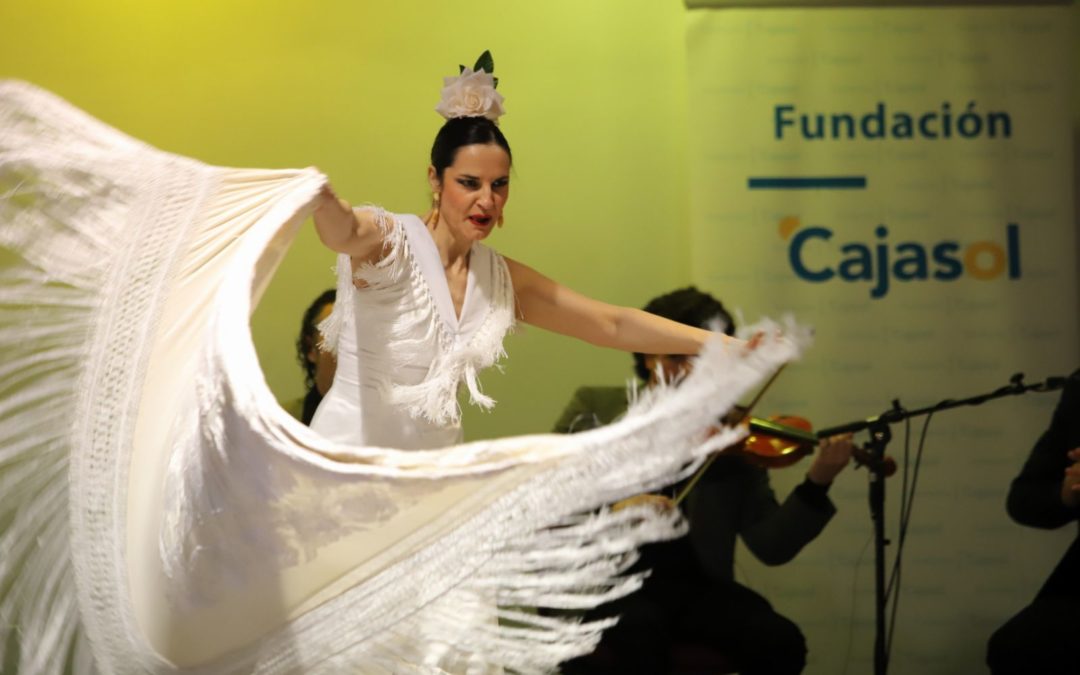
0,80,809,674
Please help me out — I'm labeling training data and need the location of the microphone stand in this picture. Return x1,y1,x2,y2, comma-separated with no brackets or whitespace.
815,372,1070,675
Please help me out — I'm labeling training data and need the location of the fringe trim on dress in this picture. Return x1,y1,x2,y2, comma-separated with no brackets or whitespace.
320,211,514,428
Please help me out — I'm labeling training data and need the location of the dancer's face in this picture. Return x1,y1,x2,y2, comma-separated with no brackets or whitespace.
429,143,510,241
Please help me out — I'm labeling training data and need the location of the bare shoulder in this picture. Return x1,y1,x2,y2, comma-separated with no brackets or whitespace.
503,256,548,292
503,256,606,329
348,206,396,267
352,205,394,234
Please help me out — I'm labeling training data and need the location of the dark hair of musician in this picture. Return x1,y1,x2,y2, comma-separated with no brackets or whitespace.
633,287,735,381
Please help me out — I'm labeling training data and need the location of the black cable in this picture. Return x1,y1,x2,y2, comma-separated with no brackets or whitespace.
885,416,911,598
879,370,1071,658
885,410,934,661
881,414,910,665
819,371,1069,674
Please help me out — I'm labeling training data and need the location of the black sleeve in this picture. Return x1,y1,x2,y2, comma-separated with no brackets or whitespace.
689,462,836,571
552,387,622,434
739,470,836,566
1005,372,1080,529
553,388,597,434
792,475,835,513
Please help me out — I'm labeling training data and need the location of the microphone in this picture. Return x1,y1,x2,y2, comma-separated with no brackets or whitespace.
1035,369,1078,392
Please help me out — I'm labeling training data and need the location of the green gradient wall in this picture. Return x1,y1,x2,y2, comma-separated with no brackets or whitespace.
3,2,1075,442
0,1,693,440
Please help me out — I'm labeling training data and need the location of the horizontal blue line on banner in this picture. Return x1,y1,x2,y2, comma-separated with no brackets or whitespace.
748,176,867,189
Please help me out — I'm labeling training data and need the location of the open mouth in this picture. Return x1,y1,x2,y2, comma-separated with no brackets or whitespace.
468,215,493,227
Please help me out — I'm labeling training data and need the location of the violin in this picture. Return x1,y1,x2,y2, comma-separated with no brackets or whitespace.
670,409,896,508
668,365,895,507
732,414,897,477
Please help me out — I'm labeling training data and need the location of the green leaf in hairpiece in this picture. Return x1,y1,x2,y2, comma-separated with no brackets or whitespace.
473,50,494,75
459,64,466,74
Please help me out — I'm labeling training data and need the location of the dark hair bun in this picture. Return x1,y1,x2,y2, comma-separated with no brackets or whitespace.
430,117,512,179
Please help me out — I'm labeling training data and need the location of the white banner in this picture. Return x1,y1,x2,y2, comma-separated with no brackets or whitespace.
687,6,1076,673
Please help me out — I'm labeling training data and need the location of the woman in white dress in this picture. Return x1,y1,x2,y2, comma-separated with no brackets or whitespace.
0,58,802,674
309,58,748,451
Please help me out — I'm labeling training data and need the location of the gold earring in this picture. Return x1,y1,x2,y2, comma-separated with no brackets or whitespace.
497,213,504,228
427,192,440,228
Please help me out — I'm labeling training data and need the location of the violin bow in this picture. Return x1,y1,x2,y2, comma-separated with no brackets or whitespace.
672,363,787,506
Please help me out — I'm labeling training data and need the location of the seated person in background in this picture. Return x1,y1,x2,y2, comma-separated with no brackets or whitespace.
986,369,1080,675
557,287,853,675
282,289,336,425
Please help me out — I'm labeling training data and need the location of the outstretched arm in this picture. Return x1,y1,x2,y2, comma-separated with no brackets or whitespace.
312,185,388,263
504,257,741,354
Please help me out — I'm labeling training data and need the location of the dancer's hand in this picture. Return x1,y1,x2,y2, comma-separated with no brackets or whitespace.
744,331,765,351
315,183,351,214
312,182,368,256
741,326,786,353
1062,447,1080,508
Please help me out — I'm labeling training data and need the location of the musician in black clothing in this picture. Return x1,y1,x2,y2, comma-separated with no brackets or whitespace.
986,370,1080,675
557,287,853,675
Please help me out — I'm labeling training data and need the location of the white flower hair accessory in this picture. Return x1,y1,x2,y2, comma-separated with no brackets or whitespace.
435,50,505,123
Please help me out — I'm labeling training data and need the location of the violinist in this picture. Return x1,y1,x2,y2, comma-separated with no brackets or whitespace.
555,287,855,675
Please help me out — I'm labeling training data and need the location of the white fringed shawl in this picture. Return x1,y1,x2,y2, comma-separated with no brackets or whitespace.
0,80,809,675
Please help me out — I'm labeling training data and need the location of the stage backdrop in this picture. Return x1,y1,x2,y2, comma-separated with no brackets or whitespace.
687,5,1077,673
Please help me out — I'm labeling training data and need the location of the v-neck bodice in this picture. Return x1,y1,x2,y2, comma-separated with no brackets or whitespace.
311,209,515,449
401,215,481,334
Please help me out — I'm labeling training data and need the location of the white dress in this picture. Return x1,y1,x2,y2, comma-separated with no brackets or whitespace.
311,211,514,451
0,80,808,675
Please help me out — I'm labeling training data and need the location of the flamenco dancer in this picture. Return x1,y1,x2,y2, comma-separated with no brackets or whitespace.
307,51,753,450
0,52,806,674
